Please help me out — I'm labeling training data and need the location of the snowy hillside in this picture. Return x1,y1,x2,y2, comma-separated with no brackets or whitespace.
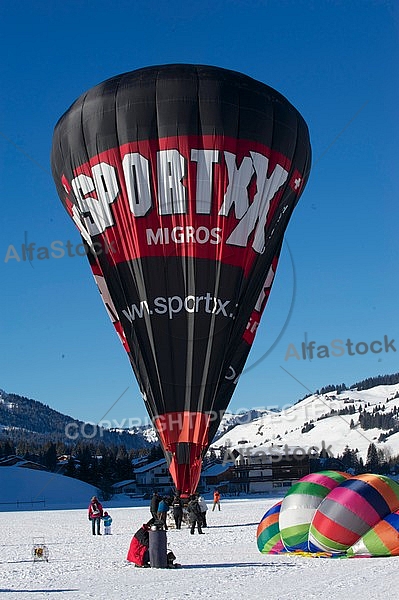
212,384,399,461
213,409,272,440
0,467,99,510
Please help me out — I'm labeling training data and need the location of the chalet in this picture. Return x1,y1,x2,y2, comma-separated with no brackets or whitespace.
112,479,137,495
131,456,148,469
224,443,312,493
200,462,235,492
134,458,174,494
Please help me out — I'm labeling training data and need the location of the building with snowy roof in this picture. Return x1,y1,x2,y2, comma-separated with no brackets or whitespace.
227,443,311,493
200,462,235,490
133,458,174,494
111,479,137,495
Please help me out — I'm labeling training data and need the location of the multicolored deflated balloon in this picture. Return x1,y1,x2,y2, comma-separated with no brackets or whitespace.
257,471,399,557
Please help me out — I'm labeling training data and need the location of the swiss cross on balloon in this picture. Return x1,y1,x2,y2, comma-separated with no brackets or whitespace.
289,169,304,194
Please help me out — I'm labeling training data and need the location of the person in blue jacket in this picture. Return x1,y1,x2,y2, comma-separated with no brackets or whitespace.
157,497,169,530
102,511,113,534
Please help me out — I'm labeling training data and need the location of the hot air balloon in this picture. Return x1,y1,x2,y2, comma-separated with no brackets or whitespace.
257,471,399,557
257,501,286,554
51,64,311,496
279,470,351,551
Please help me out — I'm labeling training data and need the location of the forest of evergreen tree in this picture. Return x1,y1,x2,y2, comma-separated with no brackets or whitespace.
0,438,165,497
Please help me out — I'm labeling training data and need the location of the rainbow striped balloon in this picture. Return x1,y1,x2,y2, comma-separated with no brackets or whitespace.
309,474,399,554
257,472,399,558
279,471,350,551
347,510,399,557
257,501,285,554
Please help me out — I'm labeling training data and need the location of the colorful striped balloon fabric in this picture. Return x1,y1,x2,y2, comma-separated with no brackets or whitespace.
257,472,399,558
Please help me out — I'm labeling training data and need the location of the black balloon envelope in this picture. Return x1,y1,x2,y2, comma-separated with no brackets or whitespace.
51,64,311,495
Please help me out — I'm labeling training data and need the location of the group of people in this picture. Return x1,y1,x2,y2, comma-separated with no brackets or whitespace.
126,489,221,567
88,489,222,568
88,489,221,537
88,496,113,535
149,489,221,534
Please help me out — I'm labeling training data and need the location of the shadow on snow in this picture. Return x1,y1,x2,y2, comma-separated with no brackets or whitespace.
206,522,259,528
180,561,297,569
0,589,79,594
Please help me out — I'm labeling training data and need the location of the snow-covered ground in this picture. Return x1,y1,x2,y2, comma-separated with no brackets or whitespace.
1,497,399,600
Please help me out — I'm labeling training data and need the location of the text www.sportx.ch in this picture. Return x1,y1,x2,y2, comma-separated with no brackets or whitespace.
122,293,238,321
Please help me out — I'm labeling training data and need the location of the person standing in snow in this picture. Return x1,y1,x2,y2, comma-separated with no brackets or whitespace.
172,494,183,529
88,496,103,535
150,491,160,520
212,489,221,511
157,497,169,530
197,495,208,527
187,495,204,534
102,511,112,534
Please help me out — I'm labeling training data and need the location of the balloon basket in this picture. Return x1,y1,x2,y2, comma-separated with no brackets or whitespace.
32,537,49,562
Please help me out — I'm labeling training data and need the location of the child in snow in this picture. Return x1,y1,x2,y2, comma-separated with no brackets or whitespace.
102,511,112,534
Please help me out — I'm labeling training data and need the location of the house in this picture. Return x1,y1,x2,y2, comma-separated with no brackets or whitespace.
57,454,70,465
200,462,235,491
223,443,312,493
133,458,174,494
55,454,81,474
112,479,137,495
131,456,148,469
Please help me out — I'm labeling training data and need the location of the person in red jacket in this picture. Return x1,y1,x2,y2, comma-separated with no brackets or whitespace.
212,489,221,511
127,520,179,568
127,522,152,567
88,496,103,535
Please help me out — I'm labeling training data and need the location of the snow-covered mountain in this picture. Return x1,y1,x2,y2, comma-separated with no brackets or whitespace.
211,383,399,461
0,389,151,449
212,408,273,441
3,379,399,463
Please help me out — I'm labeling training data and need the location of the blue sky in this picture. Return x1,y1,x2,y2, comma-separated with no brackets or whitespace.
1,0,398,427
